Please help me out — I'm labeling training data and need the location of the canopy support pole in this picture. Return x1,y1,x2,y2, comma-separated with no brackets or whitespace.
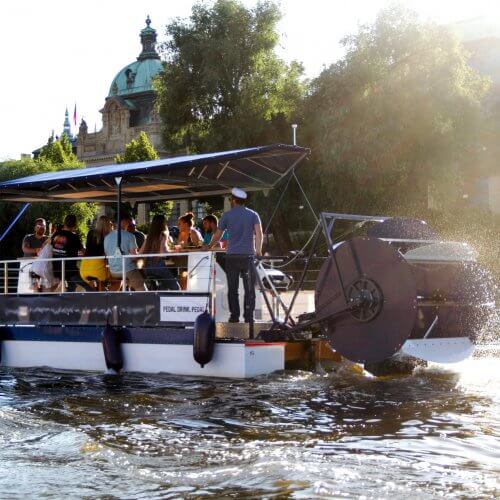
114,177,123,254
0,203,30,244
263,170,294,245
293,172,318,223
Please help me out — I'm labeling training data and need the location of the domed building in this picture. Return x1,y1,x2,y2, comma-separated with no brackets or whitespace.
77,17,167,166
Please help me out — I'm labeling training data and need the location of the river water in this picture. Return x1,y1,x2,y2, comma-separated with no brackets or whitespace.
0,351,499,499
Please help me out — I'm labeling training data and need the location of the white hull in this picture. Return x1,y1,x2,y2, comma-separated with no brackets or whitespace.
0,340,285,379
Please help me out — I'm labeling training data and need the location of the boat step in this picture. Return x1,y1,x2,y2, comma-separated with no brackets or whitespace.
215,322,273,339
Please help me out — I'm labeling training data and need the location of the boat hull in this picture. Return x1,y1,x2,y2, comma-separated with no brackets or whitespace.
0,326,285,378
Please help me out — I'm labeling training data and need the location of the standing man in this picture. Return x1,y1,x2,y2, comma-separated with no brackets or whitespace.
210,188,263,323
22,218,49,257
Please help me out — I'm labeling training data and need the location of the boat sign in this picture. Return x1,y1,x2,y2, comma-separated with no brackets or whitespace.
160,296,208,322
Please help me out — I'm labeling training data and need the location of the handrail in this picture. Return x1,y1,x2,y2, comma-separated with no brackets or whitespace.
0,250,213,265
0,250,215,295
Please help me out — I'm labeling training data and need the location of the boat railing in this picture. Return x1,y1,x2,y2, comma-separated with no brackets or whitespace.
0,250,216,295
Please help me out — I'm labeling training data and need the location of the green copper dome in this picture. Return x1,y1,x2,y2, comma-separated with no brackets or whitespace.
108,16,163,97
108,58,163,97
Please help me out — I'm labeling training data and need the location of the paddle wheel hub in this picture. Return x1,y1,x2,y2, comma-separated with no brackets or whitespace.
346,277,383,322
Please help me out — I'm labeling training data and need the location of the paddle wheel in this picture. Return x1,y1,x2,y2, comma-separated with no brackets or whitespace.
259,213,496,374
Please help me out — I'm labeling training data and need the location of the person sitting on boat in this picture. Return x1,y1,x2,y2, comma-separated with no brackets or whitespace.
80,215,113,288
104,214,146,291
202,214,228,249
51,214,90,292
139,214,180,291
176,212,202,248
22,218,49,257
209,187,263,323
127,217,146,249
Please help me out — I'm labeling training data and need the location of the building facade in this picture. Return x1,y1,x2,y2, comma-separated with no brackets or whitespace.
36,17,226,226
77,16,167,167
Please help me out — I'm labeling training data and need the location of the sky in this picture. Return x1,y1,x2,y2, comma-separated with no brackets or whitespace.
0,0,499,160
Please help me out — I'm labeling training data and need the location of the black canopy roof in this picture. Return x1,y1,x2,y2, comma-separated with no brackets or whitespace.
0,144,309,203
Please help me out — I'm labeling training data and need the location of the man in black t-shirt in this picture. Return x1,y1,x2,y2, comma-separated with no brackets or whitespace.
22,218,49,257
51,214,88,292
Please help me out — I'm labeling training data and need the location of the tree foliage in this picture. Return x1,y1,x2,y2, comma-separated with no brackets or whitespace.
154,0,305,252
152,3,495,258
115,132,171,220
155,0,305,152
300,5,490,215
38,133,77,165
115,131,159,163
0,157,97,259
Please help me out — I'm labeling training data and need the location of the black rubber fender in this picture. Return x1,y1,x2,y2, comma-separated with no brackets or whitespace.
102,324,124,372
193,311,215,368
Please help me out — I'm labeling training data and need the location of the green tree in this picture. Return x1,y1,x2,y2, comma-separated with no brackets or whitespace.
38,133,77,165
115,131,159,163
0,157,97,260
301,5,490,215
115,132,171,220
154,0,305,252
155,0,305,153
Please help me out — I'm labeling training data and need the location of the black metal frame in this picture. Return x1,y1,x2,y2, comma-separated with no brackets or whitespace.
256,212,394,333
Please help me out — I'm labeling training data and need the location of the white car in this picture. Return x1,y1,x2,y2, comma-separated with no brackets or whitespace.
257,266,293,291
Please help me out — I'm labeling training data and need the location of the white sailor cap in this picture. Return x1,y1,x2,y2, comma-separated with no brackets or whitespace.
231,187,247,199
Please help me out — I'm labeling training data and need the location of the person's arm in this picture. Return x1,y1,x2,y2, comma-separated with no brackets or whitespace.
220,230,228,250
138,240,146,254
210,214,227,249
128,233,139,255
209,228,224,249
22,236,36,257
254,223,263,257
160,234,170,253
190,228,201,247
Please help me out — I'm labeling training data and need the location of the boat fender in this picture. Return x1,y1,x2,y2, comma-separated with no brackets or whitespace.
193,311,215,368
102,324,124,372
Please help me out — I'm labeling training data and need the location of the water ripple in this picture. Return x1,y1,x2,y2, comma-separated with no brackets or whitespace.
0,357,498,498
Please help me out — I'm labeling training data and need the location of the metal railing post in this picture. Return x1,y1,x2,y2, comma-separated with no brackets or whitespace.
121,255,126,292
4,262,8,294
61,259,66,293
270,260,279,319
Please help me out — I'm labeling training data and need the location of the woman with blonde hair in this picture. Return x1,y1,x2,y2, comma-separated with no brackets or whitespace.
80,215,113,287
177,212,202,248
140,214,180,290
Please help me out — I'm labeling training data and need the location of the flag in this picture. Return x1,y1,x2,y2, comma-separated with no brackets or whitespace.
73,104,77,126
